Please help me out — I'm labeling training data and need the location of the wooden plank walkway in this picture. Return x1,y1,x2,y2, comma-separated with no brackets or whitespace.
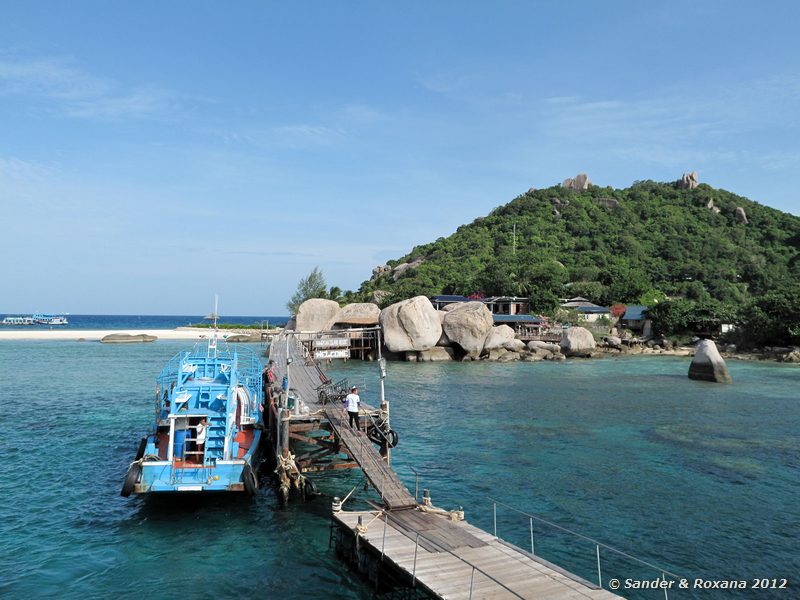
335,509,622,600
272,332,624,597
269,333,417,510
269,333,329,409
324,405,417,510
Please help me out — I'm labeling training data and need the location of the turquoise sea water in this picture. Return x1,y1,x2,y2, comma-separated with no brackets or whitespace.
0,341,797,599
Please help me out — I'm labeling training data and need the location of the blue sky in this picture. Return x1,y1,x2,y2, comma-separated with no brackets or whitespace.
2,1,798,315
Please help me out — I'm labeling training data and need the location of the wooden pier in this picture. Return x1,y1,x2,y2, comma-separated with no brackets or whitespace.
333,507,621,599
266,332,622,598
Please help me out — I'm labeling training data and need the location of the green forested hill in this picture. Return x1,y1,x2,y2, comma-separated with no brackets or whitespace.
354,180,800,343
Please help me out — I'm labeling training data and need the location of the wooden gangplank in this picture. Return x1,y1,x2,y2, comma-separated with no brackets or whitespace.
324,405,417,510
334,509,623,599
269,334,417,510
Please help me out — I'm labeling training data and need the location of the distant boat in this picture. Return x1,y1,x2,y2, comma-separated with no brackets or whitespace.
121,331,265,496
32,314,69,325
1,316,34,325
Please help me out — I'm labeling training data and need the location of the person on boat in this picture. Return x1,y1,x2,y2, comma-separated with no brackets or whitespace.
263,360,276,403
195,418,207,462
343,386,361,431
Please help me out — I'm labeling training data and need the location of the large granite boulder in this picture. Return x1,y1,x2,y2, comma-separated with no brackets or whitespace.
408,347,455,362
560,326,596,357
380,296,442,352
562,173,591,190
226,334,257,343
735,206,749,224
295,298,341,332
505,339,526,352
780,350,800,364
371,265,391,279
392,258,424,281
677,171,699,189
527,340,560,353
435,311,452,346
442,302,494,358
371,290,390,305
483,325,516,351
605,335,622,349
101,333,157,343
441,303,463,312
330,302,380,328
688,340,732,383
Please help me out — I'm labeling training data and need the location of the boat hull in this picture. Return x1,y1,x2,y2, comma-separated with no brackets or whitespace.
132,430,263,495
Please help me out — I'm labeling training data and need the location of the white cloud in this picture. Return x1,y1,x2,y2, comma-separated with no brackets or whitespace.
0,56,176,120
272,124,346,147
0,156,56,181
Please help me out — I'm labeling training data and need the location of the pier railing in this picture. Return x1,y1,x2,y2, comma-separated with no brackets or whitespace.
373,509,526,599
489,498,684,597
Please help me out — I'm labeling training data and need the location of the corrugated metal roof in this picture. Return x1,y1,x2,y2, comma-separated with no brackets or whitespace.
622,305,648,320
575,305,609,314
484,296,529,302
492,314,543,323
561,300,603,308
430,295,470,302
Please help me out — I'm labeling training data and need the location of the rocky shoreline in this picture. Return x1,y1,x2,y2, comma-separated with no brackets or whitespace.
289,296,800,365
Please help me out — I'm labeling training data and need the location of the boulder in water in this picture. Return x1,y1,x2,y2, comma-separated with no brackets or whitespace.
330,302,380,328
688,340,732,383
225,334,256,343
380,296,442,352
295,298,341,331
483,325,516,351
411,347,455,362
101,333,157,343
527,340,560,353
560,326,596,357
442,302,494,358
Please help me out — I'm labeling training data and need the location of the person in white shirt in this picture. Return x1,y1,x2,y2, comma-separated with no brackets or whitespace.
343,386,361,431
195,418,207,460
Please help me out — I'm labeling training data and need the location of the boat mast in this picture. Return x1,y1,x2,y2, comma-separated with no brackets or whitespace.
207,294,219,359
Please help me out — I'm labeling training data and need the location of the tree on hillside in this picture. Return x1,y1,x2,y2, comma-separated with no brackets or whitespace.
737,284,800,347
286,267,327,315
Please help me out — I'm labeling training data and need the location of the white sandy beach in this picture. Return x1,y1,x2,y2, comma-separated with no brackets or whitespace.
0,327,216,341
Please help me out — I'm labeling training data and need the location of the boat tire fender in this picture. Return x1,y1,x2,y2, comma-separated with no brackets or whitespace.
242,464,257,495
120,462,142,498
134,437,147,461
387,429,399,449
304,478,318,497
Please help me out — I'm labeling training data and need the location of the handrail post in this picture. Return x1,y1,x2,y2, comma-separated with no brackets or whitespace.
412,533,419,587
596,544,602,588
530,517,535,555
493,501,497,538
664,572,669,600
381,513,388,560
469,566,475,599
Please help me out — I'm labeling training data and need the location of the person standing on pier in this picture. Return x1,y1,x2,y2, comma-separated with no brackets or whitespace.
263,360,276,403
344,386,361,431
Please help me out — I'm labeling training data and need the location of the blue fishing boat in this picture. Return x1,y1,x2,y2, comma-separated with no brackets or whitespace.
121,331,264,496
